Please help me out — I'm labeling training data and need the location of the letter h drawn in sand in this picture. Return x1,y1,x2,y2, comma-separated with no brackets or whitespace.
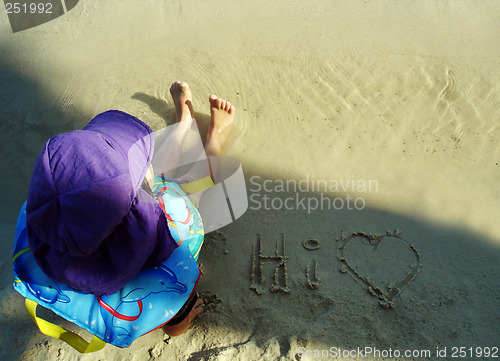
251,234,290,294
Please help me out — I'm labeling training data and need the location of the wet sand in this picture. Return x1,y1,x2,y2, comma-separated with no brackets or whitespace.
0,1,499,360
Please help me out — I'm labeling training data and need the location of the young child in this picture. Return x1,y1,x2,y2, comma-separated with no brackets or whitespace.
24,81,235,339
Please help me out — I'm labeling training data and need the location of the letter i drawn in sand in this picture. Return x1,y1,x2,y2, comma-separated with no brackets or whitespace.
250,233,290,294
303,238,321,290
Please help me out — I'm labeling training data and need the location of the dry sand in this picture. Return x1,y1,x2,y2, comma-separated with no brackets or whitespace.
0,1,499,360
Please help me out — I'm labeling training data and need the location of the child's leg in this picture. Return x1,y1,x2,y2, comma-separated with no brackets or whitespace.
152,82,195,178
185,94,235,205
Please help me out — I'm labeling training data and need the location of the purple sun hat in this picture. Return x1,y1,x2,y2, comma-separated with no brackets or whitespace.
26,110,178,296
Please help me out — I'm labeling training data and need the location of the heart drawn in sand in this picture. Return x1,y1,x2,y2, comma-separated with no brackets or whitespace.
337,231,422,308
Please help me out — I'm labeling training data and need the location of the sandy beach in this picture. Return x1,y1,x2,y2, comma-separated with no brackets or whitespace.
0,1,499,360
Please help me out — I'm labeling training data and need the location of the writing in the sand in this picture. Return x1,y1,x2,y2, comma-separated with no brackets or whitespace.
250,233,321,295
250,231,422,309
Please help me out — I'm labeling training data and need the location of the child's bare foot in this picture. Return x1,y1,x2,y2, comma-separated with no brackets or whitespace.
205,94,235,156
162,295,204,337
170,81,194,123
187,296,204,322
